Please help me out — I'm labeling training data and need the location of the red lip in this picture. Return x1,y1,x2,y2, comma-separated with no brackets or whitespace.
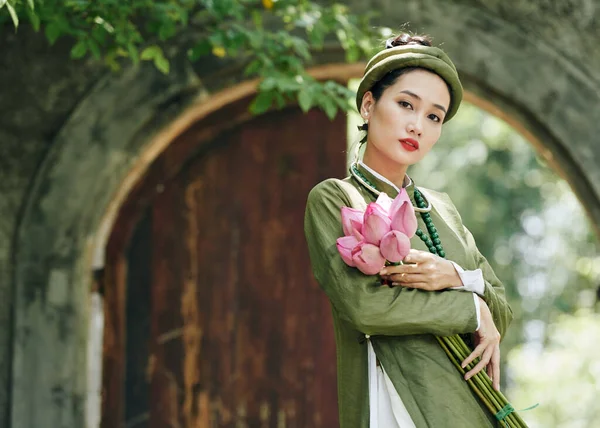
399,138,419,151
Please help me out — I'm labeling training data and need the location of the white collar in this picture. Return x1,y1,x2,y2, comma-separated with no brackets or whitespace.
358,161,411,191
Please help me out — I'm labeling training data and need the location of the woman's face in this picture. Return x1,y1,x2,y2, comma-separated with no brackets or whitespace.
360,69,451,169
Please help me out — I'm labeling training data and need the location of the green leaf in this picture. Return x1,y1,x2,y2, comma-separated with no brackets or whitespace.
70,40,88,59
259,77,277,91
298,89,312,113
26,7,40,31
187,40,211,61
91,26,107,44
308,22,326,47
158,22,176,40
27,0,34,10
251,10,263,29
154,55,170,74
140,45,162,61
249,91,274,115
247,31,262,49
127,43,139,64
333,93,351,111
244,59,262,76
273,92,286,109
345,45,361,63
276,76,301,92
87,39,101,59
322,96,337,120
45,22,62,45
290,37,311,60
104,51,121,72
6,1,18,29
208,31,224,47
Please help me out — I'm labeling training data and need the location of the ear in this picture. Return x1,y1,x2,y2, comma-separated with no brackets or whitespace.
360,91,375,121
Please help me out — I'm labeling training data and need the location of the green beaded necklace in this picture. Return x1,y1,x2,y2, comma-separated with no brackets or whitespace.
350,164,446,258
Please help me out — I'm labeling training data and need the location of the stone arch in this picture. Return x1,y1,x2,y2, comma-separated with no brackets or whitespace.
11,3,600,426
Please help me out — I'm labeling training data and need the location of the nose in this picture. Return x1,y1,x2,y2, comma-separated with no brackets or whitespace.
406,116,423,137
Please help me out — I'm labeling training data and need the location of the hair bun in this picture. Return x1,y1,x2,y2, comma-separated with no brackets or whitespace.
385,33,433,49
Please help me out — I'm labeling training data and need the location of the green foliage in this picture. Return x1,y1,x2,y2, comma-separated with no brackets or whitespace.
1,0,384,119
507,310,600,427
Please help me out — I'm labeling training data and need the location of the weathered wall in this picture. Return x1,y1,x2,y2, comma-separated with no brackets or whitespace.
1,1,600,426
0,27,105,427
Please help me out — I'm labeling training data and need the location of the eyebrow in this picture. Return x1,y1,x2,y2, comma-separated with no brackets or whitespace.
399,90,447,114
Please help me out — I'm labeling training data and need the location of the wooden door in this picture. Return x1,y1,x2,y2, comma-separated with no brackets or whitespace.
102,102,347,428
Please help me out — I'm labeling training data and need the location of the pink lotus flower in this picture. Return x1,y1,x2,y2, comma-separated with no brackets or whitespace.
363,203,391,245
375,192,394,215
336,189,418,275
389,188,411,213
351,242,386,275
380,230,411,263
389,188,417,237
336,235,361,267
341,206,364,238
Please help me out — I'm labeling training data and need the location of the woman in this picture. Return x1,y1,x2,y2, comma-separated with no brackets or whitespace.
304,33,514,427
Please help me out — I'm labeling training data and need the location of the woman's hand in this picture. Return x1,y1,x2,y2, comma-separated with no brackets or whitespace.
379,249,463,291
462,296,501,391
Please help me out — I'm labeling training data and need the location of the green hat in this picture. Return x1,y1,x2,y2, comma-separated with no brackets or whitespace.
356,44,463,122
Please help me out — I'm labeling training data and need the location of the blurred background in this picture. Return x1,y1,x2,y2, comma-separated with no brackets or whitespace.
1,1,600,428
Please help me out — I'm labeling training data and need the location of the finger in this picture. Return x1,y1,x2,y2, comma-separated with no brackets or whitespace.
464,346,493,381
379,263,422,276
461,343,485,368
390,282,430,290
389,273,422,283
492,346,501,391
403,249,434,264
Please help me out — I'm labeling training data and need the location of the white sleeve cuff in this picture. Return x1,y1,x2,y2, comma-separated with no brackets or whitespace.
449,261,485,296
473,293,481,331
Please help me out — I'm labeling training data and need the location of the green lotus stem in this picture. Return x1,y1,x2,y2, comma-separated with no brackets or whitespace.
438,338,497,413
446,336,499,403
443,337,514,426
436,337,498,416
448,336,524,427
448,336,527,427
441,335,527,427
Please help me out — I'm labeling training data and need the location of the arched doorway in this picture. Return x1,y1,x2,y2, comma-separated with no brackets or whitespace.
101,98,345,427
12,22,600,423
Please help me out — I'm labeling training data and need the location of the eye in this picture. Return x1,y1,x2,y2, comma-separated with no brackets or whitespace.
428,113,441,123
398,100,413,109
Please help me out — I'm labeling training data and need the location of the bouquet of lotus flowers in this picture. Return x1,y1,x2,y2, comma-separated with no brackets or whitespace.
336,190,416,275
336,190,530,428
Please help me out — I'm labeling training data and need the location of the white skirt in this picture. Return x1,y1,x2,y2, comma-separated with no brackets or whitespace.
367,339,417,428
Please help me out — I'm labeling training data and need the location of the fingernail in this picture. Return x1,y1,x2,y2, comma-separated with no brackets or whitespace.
380,269,387,275
391,282,399,286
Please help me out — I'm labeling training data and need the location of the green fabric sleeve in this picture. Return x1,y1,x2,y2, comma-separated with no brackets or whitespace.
304,179,479,337
462,225,514,340
430,189,514,340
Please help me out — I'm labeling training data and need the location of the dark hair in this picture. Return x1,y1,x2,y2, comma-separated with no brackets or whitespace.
370,33,433,102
